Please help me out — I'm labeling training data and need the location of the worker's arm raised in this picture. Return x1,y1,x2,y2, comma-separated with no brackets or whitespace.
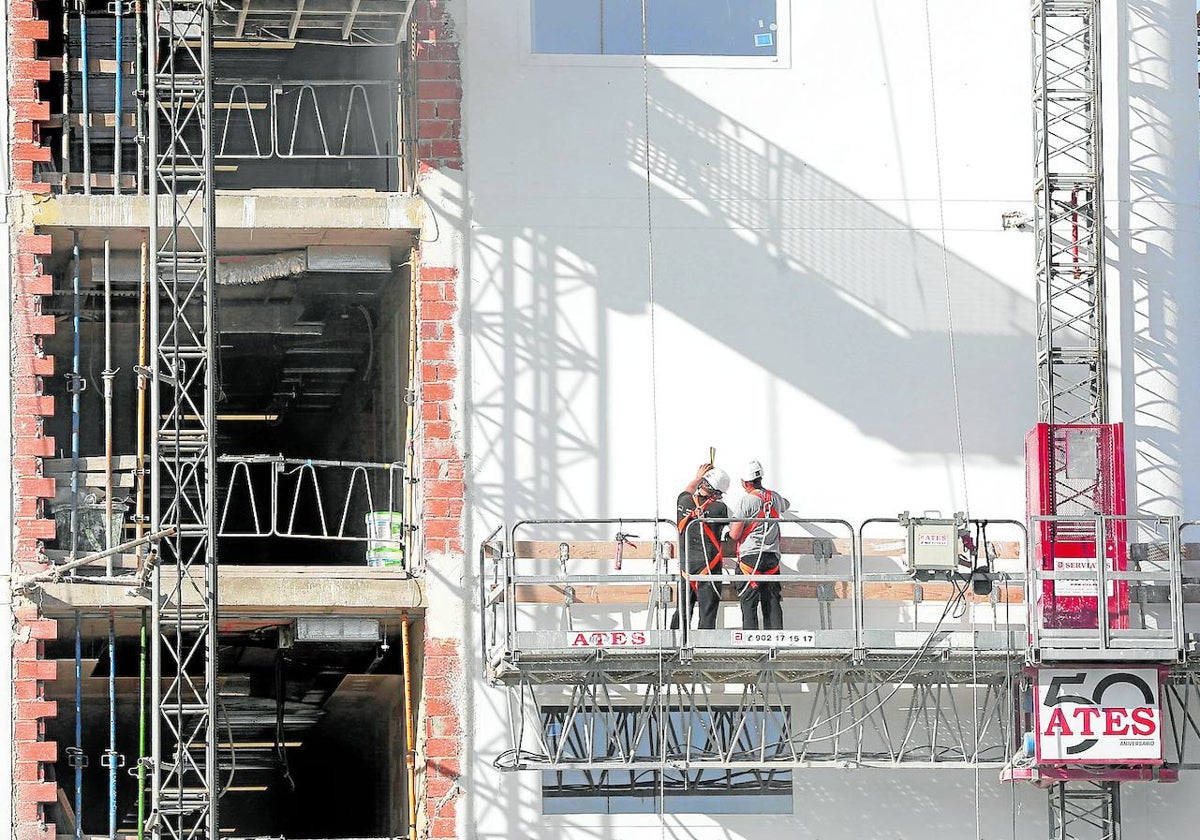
683,462,712,495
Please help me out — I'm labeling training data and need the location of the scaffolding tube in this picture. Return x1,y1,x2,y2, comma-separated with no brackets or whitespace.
103,240,116,575
107,612,118,840
137,610,148,840
70,232,83,558
18,526,176,585
61,1,71,191
401,614,417,840
113,1,123,194
404,262,417,567
134,0,144,194
135,240,147,561
73,611,84,840
79,0,91,194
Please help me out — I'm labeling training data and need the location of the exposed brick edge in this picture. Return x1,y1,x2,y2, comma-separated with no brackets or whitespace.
11,607,58,839
10,3,60,834
414,0,463,172
422,638,462,840
9,0,53,192
412,3,464,839
415,262,462,558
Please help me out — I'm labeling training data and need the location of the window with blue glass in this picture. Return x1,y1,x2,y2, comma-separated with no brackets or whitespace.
531,0,779,57
540,706,793,814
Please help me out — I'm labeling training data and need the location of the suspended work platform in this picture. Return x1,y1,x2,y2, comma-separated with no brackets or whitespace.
479,515,1200,773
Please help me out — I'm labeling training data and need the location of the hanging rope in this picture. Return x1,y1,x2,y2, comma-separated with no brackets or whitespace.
635,1,669,832
923,0,971,520
924,5,978,836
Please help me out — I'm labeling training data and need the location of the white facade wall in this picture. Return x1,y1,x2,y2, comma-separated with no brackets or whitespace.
451,1,1200,837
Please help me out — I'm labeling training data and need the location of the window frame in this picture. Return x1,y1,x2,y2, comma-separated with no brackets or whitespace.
520,0,792,69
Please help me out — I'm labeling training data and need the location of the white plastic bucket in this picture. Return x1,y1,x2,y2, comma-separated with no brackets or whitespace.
365,511,405,568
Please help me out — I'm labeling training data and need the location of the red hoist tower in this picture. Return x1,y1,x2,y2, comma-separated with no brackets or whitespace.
1012,2,1187,837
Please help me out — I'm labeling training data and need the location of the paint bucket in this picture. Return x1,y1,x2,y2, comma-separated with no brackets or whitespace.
365,511,405,568
54,496,127,554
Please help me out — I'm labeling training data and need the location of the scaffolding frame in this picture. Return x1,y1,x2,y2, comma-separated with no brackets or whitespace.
148,1,219,839
1031,0,1119,834
500,662,1024,774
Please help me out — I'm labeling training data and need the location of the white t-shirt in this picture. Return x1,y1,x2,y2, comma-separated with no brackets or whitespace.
733,488,791,558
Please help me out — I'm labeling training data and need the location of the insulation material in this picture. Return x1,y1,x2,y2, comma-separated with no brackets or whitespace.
216,250,307,285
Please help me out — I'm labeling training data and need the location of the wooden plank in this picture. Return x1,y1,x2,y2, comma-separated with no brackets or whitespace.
48,57,135,74
50,472,136,489
503,537,1020,562
511,540,675,561
46,455,144,472
54,173,139,189
44,113,137,129
508,581,1023,605
512,585,663,605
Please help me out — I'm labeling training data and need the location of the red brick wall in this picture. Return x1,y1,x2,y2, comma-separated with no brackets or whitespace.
11,608,58,840
9,0,53,192
422,639,462,839
414,0,463,172
413,3,466,838
10,3,60,836
417,263,463,559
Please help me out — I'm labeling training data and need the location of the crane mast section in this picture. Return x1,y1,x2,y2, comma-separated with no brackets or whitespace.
1032,0,1107,427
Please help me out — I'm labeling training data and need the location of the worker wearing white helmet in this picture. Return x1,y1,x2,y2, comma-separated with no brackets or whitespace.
670,462,731,632
728,459,792,630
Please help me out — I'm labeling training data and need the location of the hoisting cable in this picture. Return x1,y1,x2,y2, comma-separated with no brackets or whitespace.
922,0,971,522
923,8,978,831
635,0,668,830
274,648,296,791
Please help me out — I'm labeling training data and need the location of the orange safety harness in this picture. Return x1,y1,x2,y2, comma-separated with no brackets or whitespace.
678,494,724,591
736,488,779,590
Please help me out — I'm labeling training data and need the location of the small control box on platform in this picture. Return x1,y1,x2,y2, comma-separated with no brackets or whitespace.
899,511,966,575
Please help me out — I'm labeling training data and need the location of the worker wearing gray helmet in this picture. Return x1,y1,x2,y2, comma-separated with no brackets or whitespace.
728,460,791,630
670,463,731,632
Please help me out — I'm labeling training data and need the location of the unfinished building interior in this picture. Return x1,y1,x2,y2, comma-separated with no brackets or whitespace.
14,2,429,838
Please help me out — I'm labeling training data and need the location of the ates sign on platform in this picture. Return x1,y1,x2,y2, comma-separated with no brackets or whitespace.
1035,667,1162,764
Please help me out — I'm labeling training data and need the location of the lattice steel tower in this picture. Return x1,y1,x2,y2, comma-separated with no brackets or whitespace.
147,2,218,838
1032,1,1116,837
1032,0,1107,428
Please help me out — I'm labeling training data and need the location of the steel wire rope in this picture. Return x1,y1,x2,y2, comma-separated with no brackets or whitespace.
923,6,979,833
767,582,970,747
922,0,971,521
678,582,972,761
634,1,669,828
1005,547,1020,839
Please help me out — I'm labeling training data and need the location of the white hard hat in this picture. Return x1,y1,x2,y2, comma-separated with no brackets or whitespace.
743,459,764,482
701,468,731,495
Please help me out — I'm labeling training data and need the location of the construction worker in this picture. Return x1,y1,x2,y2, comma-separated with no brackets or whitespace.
670,463,731,632
728,460,791,630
